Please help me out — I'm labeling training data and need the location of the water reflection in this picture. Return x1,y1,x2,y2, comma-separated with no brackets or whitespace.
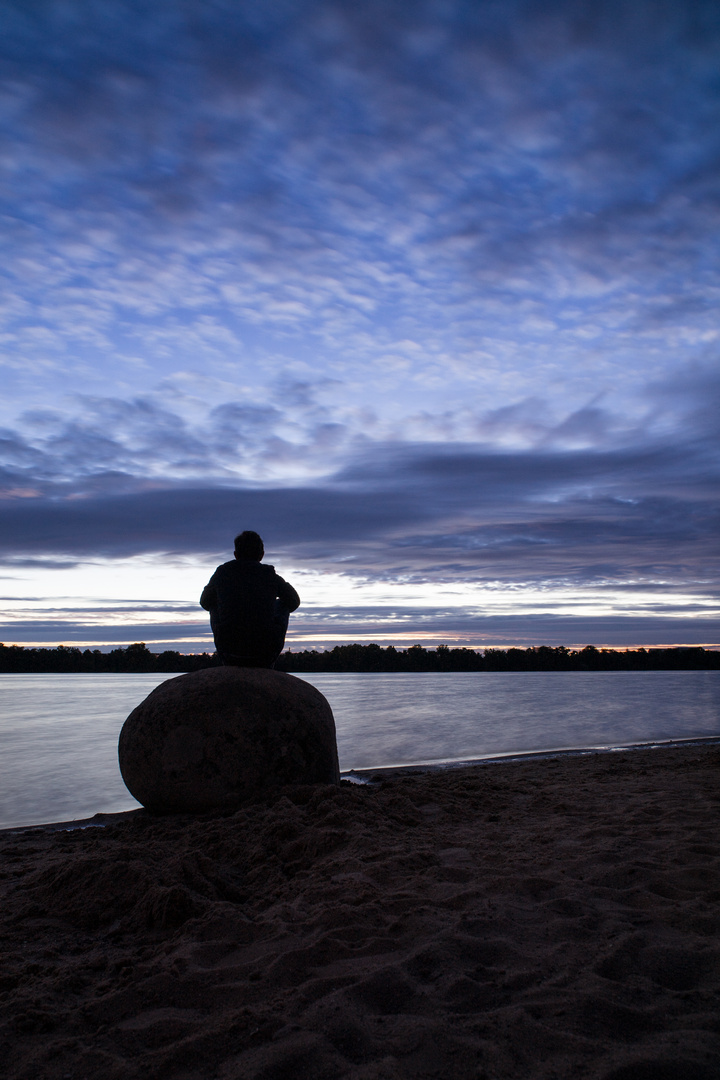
1,671,719,829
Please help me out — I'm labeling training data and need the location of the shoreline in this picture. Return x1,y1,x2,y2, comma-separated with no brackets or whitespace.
4,733,720,836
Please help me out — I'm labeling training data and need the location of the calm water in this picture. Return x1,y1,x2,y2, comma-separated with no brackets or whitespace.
1,671,719,830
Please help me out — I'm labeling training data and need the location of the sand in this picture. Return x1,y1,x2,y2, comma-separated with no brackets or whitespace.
1,745,719,1080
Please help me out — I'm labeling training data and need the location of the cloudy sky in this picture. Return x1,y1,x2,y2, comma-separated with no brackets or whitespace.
1,0,719,652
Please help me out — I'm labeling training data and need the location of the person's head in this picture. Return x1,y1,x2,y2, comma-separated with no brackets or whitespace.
234,530,264,561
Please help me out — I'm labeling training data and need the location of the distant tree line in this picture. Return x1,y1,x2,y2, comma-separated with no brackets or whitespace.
277,643,720,672
0,640,718,674
0,642,220,674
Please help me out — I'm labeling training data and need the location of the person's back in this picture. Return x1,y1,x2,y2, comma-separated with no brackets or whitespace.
200,531,300,668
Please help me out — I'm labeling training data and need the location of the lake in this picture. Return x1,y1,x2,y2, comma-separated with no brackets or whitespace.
1,670,719,830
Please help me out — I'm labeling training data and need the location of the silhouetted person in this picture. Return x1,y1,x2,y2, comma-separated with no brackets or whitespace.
200,531,300,668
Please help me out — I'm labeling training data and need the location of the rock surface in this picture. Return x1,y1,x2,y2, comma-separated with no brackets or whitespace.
118,666,340,813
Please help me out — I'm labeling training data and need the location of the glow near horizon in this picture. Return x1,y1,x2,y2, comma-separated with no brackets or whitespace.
1,557,718,651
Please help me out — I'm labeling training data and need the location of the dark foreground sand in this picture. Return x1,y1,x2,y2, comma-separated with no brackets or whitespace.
2,745,719,1080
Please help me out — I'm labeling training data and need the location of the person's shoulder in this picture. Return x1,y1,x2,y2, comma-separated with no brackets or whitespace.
213,560,239,577
266,563,292,582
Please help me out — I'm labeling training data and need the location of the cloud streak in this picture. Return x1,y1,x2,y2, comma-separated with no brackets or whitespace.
0,370,717,599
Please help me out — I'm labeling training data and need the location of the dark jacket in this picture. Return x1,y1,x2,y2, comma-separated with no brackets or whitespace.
200,559,300,658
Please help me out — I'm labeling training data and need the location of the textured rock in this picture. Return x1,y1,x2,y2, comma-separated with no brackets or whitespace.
118,666,340,813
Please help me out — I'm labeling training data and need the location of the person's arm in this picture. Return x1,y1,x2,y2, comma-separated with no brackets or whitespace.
199,575,217,611
275,575,300,612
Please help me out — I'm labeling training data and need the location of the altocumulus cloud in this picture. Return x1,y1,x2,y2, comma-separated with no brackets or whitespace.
2,0,720,415
1,0,719,646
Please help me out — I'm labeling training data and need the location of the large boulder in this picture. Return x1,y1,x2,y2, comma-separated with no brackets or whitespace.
118,667,340,813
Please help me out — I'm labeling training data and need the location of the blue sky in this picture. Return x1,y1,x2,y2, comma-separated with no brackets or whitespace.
1,0,719,651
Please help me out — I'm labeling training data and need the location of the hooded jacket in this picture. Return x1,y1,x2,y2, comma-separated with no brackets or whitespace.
200,558,300,657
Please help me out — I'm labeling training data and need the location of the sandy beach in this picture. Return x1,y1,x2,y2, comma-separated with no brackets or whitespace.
1,744,719,1079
